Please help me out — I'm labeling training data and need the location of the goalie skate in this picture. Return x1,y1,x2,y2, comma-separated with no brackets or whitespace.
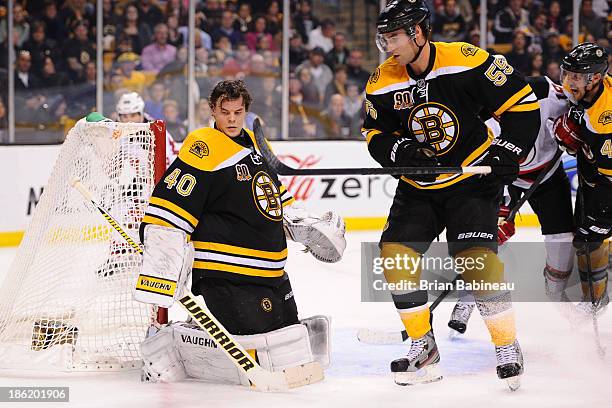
448,299,475,337
391,330,442,386
495,340,523,391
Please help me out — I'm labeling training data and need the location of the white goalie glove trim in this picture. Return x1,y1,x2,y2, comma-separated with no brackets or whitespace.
283,205,346,263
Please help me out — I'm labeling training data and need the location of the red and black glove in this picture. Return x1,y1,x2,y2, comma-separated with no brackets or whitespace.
552,112,583,156
497,205,515,245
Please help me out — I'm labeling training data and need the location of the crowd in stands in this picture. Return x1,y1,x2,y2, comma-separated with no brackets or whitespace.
0,0,609,142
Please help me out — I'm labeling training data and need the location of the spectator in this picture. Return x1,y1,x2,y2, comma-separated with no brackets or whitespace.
101,0,120,52
201,0,224,33
579,0,607,39
293,0,319,45
59,0,95,36
528,52,544,77
223,42,252,77
346,49,370,91
116,4,152,55
137,0,165,33
194,98,214,129
144,81,167,119
66,60,96,118
256,76,282,138
296,47,333,102
298,67,321,109
264,0,282,36
308,19,335,53
163,99,187,141
117,52,146,94
320,94,352,139
0,99,7,141
39,56,69,89
22,21,63,77
547,1,563,32
542,30,565,66
141,23,177,74
14,50,48,124
0,3,30,48
344,82,365,137
64,19,95,83
164,0,188,26
289,31,309,70
165,15,184,48
246,15,274,52
528,11,548,51
455,0,474,28
15,50,42,91
234,3,253,35
212,10,244,47
41,1,68,43
288,76,320,139
324,64,349,107
178,26,212,51
506,31,531,75
432,0,467,42
545,60,561,83
493,0,530,43
325,32,350,70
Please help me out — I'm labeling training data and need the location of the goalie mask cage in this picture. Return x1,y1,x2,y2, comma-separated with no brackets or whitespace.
0,120,167,371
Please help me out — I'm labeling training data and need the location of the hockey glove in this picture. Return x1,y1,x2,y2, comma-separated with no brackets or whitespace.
552,112,583,156
481,139,521,185
390,137,438,182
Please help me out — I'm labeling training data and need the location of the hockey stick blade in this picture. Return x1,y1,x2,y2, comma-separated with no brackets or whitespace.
70,177,322,391
252,119,490,176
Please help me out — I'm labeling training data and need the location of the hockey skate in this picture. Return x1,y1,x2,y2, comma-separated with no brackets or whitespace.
575,291,609,320
495,340,523,391
391,330,442,386
448,299,475,337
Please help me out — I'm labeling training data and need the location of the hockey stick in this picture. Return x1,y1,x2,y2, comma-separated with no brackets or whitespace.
357,150,565,345
70,177,323,391
577,177,606,359
252,118,490,176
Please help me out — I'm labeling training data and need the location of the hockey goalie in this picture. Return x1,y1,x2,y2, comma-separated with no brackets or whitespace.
133,80,346,387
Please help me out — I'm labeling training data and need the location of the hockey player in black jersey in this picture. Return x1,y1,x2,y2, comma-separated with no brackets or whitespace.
363,0,540,389
133,80,345,386
553,43,611,318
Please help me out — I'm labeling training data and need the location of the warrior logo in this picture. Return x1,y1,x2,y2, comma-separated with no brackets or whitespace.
252,171,282,221
408,102,460,155
598,110,612,126
189,141,209,158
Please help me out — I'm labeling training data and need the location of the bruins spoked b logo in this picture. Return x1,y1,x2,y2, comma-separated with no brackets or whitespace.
252,171,282,221
261,297,273,312
408,102,459,156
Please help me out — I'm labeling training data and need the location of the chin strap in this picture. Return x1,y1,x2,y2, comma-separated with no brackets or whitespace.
408,37,427,64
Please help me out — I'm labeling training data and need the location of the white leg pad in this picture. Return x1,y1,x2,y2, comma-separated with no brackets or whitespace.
300,315,331,368
140,325,187,383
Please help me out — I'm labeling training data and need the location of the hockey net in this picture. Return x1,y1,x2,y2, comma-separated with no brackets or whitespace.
0,119,167,371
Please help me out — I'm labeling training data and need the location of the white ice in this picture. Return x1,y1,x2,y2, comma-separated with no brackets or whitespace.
0,228,610,408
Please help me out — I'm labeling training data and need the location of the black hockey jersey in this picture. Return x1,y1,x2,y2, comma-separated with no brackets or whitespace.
573,75,612,184
140,127,295,285
362,41,540,189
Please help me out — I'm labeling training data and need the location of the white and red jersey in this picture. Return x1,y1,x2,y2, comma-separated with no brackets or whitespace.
486,76,569,189
143,113,179,167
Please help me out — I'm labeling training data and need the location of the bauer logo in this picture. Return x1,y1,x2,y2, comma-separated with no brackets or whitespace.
457,232,494,240
189,141,209,158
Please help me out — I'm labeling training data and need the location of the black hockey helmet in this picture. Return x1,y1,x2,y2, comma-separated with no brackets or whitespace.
561,42,609,75
377,0,431,36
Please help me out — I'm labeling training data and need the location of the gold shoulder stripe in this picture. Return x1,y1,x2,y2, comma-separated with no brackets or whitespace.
178,128,247,171
585,80,611,134
432,42,489,71
365,57,409,95
494,85,533,117
142,214,177,229
598,168,612,176
149,197,198,227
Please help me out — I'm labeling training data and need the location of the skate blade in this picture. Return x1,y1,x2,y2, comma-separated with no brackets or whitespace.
394,363,442,386
505,375,521,391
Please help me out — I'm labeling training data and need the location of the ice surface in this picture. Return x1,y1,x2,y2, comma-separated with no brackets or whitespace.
0,229,610,408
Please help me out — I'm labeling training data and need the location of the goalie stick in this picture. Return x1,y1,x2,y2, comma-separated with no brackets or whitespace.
70,177,322,392
252,119,490,177
358,149,565,345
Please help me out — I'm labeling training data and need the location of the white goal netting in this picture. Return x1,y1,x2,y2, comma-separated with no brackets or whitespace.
0,120,166,371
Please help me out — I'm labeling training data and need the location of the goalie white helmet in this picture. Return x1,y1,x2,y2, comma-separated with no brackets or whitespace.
116,92,145,115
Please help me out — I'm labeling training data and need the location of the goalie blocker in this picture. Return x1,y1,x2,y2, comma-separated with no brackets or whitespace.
141,316,330,386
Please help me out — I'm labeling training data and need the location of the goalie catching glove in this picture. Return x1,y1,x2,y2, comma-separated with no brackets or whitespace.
134,224,194,307
283,204,346,263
